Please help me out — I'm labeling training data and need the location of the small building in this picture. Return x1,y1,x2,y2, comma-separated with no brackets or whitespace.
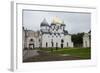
83,32,91,48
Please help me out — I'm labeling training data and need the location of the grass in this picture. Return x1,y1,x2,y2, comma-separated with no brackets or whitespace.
23,47,91,62
39,47,91,59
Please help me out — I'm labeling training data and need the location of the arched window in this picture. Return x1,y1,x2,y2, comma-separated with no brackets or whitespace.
46,42,48,48
29,38,34,49
51,42,53,47
51,39,54,47
67,42,68,47
30,38,33,42
85,41,87,47
54,33,56,35
56,43,58,47
61,43,63,48
58,33,60,36
29,43,34,49
61,39,64,43
39,39,40,42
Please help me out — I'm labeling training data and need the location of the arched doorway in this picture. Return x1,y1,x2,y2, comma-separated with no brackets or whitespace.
29,43,34,49
51,42,53,47
61,39,64,48
46,42,48,48
85,41,87,47
56,43,58,50
61,44,63,48
29,38,34,49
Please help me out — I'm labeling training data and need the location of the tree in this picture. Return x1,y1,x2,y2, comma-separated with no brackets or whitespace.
71,32,84,47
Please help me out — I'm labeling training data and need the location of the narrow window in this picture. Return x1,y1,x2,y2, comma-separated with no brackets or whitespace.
56,43,58,47
67,42,68,47
61,39,64,43
46,42,48,48
85,41,87,47
51,42,53,47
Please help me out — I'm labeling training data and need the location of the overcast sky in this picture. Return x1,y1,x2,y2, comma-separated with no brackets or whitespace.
23,10,91,34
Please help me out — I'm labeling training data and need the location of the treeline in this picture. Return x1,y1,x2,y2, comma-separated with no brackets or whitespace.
71,32,84,47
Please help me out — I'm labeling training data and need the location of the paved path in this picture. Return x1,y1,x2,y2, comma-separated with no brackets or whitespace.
23,50,39,60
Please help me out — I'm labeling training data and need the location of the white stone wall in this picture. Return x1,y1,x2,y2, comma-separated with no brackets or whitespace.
41,34,51,48
41,34,73,48
26,37,40,48
83,33,90,48
24,33,73,49
64,35,73,47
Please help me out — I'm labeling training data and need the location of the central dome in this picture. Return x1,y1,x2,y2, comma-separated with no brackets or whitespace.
52,16,64,24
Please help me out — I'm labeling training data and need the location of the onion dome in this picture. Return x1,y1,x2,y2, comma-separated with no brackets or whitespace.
52,16,64,24
40,18,49,26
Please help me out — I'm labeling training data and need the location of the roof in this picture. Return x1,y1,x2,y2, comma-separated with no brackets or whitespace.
64,30,68,35
40,18,49,26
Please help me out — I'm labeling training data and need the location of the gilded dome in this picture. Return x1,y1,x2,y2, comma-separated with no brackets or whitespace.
52,16,64,24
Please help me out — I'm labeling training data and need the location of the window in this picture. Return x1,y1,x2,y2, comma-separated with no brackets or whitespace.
46,42,48,47
61,39,64,43
56,43,58,47
85,41,87,47
54,33,56,35
29,43,34,49
51,42,53,47
61,43,63,48
30,38,33,42
58,33,60,36
39,39,40,42
67,42,68,47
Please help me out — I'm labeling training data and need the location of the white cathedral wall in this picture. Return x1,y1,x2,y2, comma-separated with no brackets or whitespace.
58,29,63,33
55,36,60,48
24,33,74,49
53,35,61,48
63,35,73,48
24,34,74,48
42,34,59,48
41,34,73,48
41,34,51,48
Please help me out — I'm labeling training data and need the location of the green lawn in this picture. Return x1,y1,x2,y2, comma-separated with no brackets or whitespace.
40,48,91,59
23,48,91,62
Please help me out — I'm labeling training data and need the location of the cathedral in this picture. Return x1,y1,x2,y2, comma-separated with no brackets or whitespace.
23,17,73,49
